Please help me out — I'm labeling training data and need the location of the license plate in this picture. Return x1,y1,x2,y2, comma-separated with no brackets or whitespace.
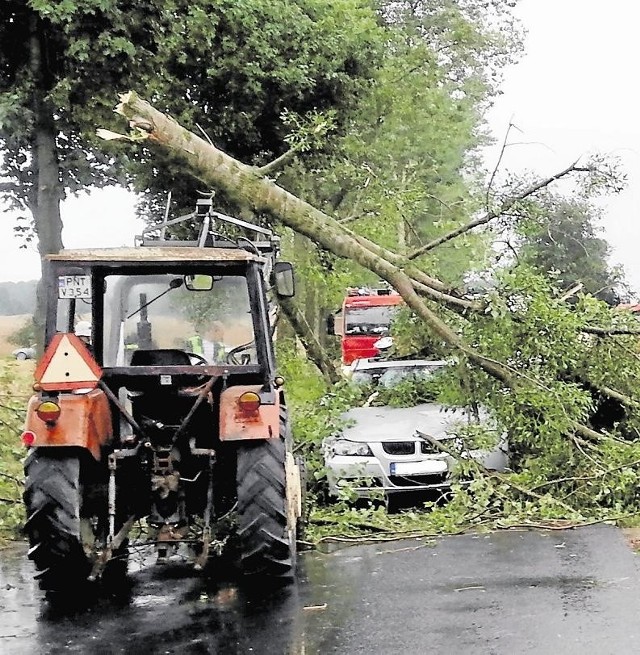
390,460,447,476
58,275,91,299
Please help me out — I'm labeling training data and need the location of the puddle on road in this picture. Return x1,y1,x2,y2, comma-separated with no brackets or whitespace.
0,544,362,655
130,592,173,609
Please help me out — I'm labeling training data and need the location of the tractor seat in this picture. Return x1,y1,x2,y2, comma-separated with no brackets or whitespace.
129,349,192,366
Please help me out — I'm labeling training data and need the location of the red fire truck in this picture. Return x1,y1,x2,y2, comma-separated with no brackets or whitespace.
330,287,403,365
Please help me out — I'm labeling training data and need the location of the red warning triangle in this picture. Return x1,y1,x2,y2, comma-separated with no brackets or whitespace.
35,333,102,391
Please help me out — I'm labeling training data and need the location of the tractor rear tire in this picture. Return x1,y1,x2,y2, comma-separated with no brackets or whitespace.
236,439,295,583
23,449,90,594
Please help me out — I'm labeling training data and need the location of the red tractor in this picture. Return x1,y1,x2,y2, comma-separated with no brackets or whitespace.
21,200,304,596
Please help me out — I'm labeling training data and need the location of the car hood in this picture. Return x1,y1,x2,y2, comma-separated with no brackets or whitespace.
340,403,477,443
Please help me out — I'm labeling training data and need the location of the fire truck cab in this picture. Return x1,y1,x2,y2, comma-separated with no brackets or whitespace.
330,287,403,365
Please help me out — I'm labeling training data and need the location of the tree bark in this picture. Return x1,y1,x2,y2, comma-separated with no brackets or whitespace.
33,119,63,258
28,14,63,350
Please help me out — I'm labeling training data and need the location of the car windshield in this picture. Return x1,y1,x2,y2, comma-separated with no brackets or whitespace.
379,364,444,387
352,362,445,387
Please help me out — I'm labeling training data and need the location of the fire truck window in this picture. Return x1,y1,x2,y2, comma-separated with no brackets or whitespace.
344,306,397,336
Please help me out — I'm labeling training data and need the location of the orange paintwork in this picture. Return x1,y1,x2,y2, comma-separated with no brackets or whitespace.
24,388,113,460
219,385,279,441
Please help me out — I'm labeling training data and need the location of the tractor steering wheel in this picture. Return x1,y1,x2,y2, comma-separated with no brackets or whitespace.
226,342,253,366
186,352,208,366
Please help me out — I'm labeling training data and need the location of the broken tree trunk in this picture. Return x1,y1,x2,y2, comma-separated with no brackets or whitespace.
103,91,606,443
111,93,509,374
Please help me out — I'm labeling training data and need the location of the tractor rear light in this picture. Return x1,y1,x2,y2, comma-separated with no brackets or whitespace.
36,401,61,425
237,391,261,417
21,431,36,448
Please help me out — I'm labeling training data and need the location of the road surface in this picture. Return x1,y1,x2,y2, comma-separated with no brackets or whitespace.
1,524,639,654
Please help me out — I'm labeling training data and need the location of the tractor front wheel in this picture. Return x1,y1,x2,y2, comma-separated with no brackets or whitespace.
23,449,90,594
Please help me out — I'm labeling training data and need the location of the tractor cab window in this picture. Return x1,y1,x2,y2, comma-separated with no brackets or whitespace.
102,273,256,367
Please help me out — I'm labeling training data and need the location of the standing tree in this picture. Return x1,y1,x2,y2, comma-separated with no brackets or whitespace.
517,196,625,304
272,0,523,353
1,0,172,336
0,0,385,340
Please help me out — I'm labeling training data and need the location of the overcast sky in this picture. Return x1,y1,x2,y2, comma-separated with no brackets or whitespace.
2,0,640,294
484,0,640,294
0,187,141,282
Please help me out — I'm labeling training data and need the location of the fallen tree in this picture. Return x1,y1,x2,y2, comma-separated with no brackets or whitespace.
99,92,640,524
103,92,631,432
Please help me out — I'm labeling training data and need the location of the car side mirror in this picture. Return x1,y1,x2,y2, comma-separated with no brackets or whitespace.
273,262,295,298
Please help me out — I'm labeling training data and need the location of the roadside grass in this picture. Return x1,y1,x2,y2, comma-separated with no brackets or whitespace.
0,359,32,542
0,314,32,357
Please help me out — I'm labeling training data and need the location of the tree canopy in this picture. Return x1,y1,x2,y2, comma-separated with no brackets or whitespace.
271,0,524,353
517,195,625,304
0,0,386,337
0,281,37,316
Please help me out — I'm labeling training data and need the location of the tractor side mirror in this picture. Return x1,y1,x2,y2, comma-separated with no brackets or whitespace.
184,274,214,291
273,262,295,298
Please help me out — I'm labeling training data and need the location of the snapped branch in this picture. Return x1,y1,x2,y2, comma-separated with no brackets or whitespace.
105,92,612,449
407,161,593,260
255,147,301,177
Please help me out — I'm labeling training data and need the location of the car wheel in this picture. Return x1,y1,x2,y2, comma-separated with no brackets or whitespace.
16,352,27,361
385,493,402,514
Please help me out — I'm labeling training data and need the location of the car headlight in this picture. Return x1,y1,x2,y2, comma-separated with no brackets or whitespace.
330,439,374,457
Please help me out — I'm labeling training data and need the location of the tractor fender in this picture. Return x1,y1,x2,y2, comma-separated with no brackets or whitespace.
219,385,279,441
24,388,113,461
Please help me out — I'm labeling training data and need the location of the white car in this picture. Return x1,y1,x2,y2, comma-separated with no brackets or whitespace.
323,359,509,507
12,345,36,361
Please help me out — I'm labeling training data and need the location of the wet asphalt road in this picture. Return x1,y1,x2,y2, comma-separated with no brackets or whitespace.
1,524,640,654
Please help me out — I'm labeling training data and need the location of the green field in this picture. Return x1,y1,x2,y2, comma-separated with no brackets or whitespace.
0,358,33,540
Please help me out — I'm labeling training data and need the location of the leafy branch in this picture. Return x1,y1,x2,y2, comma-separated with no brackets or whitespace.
407,161,596,260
